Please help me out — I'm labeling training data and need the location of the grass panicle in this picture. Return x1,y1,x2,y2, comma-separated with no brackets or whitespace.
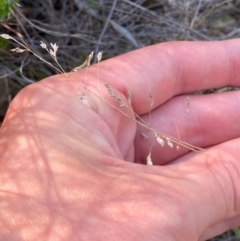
1,34,205,168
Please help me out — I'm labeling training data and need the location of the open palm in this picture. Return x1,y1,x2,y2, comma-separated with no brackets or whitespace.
1,40,240,240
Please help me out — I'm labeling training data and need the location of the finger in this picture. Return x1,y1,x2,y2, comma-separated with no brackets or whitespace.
80,39,240,115
134,91,240,165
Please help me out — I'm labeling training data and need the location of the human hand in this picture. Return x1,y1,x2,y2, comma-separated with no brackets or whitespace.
1,40,240,241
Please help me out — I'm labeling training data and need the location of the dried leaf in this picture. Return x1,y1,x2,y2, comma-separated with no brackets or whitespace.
110,20,140,48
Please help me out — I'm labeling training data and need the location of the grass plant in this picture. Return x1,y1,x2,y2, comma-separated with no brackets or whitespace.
1,33,205,166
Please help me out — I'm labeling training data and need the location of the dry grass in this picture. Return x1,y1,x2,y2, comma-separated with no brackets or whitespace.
1,0,240,240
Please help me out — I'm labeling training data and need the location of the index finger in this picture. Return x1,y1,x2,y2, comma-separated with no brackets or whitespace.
89,39,240,115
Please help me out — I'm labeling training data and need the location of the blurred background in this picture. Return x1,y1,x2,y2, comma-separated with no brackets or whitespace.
0,0,240,240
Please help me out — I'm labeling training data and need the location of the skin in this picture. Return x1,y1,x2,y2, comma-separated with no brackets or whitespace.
1,40,240,241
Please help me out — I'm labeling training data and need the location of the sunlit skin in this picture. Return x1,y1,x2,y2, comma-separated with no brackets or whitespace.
1,40,240,240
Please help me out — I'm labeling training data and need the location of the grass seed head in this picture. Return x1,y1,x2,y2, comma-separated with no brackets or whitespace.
79,92,86,100
40,41,47,49
127,88,132,105
104,81,125,107
97,52,103,63
10,47,27,53
156,136,165,146
166,137,173,148
0,34,12,40
146,153,153,166
49,43,59,59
